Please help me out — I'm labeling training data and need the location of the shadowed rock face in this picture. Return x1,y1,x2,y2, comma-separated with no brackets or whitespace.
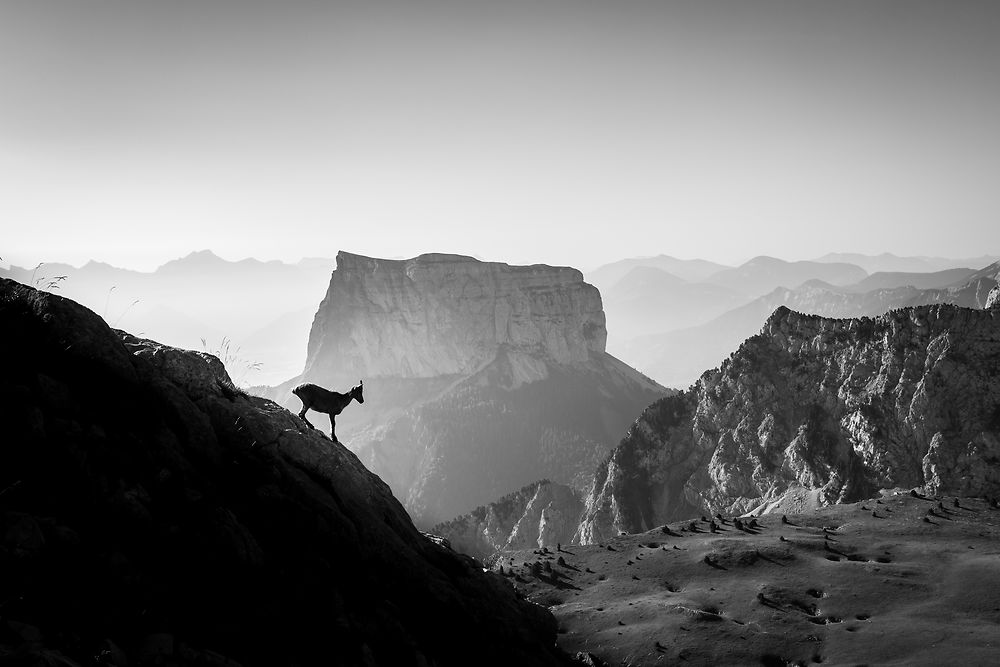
0,278,566,667
291,252,666,528
577,304,1000,543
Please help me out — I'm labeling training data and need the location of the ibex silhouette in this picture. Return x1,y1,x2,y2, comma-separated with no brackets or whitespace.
292,380,364,442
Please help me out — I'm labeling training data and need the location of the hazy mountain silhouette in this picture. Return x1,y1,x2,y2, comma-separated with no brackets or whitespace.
843,267,977,292
620,262,1000,388
587,255,732,291
703,256,868,298
602,266,747,350
815,252,1000,274
0,251,335,385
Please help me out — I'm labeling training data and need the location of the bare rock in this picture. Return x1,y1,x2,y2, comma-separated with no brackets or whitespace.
986,285,1000,310
304,251,607,382
434,480,584,559
577,303,1000,541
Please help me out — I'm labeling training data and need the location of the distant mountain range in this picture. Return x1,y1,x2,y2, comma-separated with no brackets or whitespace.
587,253,999,389
703,256,868,298
812,252,1000,274
620,263,999,389
0,251,335,385
587,255,732,290
844,267,977,292
601,267,746,349
7,249,996,391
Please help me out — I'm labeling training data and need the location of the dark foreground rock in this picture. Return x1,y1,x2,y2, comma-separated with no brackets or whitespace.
0,278,567,667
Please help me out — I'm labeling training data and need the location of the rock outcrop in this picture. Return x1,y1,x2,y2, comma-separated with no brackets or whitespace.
432,481,584,561
304,252,607,384
986,285,1000,310
0,278,567,667
288,252,667,528
577,303,1000,543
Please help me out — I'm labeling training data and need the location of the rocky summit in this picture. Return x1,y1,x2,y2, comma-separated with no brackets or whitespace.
0,278,569,667
287,252,666,528
577,303,1000,543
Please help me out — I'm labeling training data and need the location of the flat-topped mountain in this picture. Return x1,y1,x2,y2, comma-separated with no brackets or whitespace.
304,251,607,384
287,252,667,527
578,301,1000,543
0,278,567,666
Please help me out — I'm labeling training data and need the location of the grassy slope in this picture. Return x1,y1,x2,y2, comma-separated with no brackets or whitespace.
505,492,1000,666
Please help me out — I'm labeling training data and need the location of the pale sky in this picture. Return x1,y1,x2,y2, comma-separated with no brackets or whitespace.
2,0,999,271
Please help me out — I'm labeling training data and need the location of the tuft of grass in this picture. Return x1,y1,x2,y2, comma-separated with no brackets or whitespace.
102,285,141,327
29,262,68,291
113,299,140,327
201,336,263,387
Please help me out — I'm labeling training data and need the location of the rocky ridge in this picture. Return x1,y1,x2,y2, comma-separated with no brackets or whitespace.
628,261,1000,389
577,303,1000,543
432,481,583,561
0,278,568,667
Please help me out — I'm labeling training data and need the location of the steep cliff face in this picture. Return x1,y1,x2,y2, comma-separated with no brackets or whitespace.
292,252,666,528
577,304,1000,543
986,285,1000,310
304,251,607,384
432,481,584,561
0,279,566,667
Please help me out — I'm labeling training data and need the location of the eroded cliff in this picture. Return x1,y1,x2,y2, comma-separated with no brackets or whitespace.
304,252,607,384
0,278,567,667
577,303,1000,543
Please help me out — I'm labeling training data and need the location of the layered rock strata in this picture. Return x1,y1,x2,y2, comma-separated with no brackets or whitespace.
577,304,1000,543
0,278,566,667
304,251,607,384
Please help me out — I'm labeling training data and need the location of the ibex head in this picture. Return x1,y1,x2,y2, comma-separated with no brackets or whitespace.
352,380,365,404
